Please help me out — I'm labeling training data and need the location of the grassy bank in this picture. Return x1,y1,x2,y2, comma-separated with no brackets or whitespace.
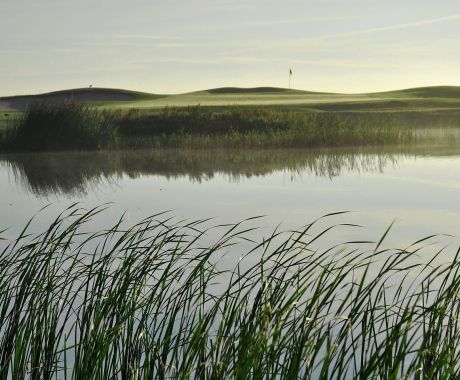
0,102,428,151
1,207,460,378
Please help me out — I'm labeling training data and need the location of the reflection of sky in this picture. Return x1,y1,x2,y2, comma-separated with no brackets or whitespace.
1,153,460,254
1,0,460,95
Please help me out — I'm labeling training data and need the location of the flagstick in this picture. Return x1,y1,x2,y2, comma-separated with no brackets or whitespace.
288,69,292,92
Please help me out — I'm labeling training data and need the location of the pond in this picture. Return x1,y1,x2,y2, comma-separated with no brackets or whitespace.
1,145,460,249
2,144,460,378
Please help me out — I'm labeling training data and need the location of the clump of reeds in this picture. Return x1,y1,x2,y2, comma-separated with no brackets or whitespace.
0,206,460,378
4,102,118,151
118,106,415,149
0,104,427,151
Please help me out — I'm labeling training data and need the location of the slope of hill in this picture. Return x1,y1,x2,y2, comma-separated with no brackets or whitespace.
0,88,164,111
203,87,323,94
1,86,460,112
379,86,460,99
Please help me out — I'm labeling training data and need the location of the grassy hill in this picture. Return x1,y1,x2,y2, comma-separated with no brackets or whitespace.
0,87,164,111
202,86,321,94
377,86,460,99
2,86,460,113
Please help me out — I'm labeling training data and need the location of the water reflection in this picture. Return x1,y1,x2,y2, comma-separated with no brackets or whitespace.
1,146,460,197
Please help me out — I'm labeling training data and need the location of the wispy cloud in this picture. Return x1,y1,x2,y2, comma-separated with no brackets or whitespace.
290,58,396,69
187,15,350,32
190,14,460,55
114,34,181,41
332,14,460,38
240,16,349,28
62,14,460,58
134,55,272,66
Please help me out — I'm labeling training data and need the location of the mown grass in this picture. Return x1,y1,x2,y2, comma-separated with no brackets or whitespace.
4,102,460,151
3,85,460,113
1,206,460,378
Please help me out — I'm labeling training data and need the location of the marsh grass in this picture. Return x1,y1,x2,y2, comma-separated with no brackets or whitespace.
118,107,416,149
1,206,460,378
4,102,118,151
2,104,427,151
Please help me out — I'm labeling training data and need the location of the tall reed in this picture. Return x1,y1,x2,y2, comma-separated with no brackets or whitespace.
0,207,459,378
119,106,415,149
4,102,118,151
2,104,424,151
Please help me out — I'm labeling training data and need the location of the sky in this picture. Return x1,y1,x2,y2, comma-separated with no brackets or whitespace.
1,0,460,96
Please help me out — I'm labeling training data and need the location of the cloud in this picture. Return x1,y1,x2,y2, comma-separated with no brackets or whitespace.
114,34,181,41
133,55,272,65
185,14,460,56
332,14,460,38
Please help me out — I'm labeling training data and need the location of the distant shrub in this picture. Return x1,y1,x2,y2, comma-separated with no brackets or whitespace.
5,102,118,151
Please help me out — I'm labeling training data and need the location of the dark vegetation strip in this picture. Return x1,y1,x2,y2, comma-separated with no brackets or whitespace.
2,148,405,196
118,106,414,149
3,101,459,151
2,102,118,150
1,207,460,378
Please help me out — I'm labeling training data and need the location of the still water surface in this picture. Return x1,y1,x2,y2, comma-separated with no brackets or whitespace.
1,146,460,249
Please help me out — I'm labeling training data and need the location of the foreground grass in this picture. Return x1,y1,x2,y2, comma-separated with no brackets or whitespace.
1,207,460,378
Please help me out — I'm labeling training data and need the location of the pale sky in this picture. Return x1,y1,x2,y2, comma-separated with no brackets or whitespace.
1,0,460,96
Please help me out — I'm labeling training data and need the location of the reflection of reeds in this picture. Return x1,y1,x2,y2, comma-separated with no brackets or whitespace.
0,206,459,378
0,148,408,197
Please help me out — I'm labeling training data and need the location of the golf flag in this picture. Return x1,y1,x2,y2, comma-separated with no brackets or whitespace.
290,69,293,76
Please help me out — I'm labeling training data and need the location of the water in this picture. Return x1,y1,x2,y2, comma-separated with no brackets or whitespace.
1,145,460,377
1,145,460,250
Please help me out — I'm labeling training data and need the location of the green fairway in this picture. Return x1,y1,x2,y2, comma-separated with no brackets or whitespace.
93,86,460,112
2,85,460,113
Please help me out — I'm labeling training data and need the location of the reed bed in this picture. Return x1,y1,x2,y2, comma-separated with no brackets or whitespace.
2,103,423,151
118,107,415,149
0,206,460,378
3,102,118,151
